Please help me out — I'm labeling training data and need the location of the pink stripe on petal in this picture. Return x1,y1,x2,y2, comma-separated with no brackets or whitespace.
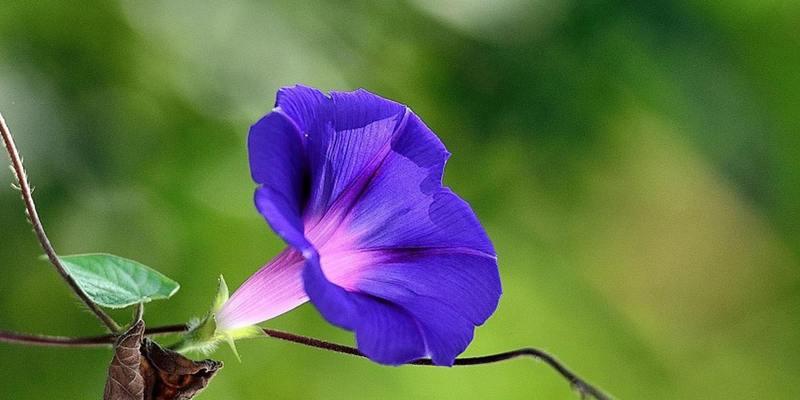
309,218,380,291
319,248,377,291
215,249,308,330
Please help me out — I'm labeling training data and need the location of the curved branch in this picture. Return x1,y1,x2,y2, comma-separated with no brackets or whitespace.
0,112,120,333
261,328,612,400
0,324,611,399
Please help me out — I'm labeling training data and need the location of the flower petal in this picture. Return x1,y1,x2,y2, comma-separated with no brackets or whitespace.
352,251,499,365
274,85,329,132
329,89,406,132
301,252,357,330
350,292,427,365
356,251,500,327
348,114,494,254
254,186,310,252
309,90,407,221
248,110,305,191
274,86,409,224
248,111,310,251
302,255,427,364
394,295,474,366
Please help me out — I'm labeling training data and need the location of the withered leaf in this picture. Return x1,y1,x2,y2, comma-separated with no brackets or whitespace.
140,339,222,400
103,321,222,400
104,320,146,400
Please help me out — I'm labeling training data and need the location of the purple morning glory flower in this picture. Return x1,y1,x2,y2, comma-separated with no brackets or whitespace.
215,85,501,366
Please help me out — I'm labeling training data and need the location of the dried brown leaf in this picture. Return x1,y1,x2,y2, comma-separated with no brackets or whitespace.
103,321,222,400
140,339,222,400
104,320,146,400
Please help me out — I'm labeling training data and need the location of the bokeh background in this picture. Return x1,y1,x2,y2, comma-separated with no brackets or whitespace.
1,1,798,399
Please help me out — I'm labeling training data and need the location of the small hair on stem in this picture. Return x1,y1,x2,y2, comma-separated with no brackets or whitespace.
0,112,121,333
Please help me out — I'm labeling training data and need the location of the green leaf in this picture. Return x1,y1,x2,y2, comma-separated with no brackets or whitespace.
58,253,180,308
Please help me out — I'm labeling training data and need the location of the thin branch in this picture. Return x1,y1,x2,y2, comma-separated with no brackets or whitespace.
0,112,121,333
423,349,610,399
261,328,612,400
0,324,611,399
0,325,186,347
0,330,116,347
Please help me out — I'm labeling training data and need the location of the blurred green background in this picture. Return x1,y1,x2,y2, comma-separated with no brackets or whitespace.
1,1,798,399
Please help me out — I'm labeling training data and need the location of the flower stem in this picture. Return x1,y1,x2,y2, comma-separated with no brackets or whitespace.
261,328,612,400
0,112,121,333
0,325,186,347
0,324,611,399
0,330,117,347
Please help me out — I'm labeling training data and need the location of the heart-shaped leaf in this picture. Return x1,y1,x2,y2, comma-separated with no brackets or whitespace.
59,253,180,308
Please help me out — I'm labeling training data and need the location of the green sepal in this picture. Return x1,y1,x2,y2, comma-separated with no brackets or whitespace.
212,275,229,312
221,325,265,362
172,275,263,360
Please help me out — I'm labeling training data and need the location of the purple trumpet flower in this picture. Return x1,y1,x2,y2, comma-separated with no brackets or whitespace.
215,85,501,366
